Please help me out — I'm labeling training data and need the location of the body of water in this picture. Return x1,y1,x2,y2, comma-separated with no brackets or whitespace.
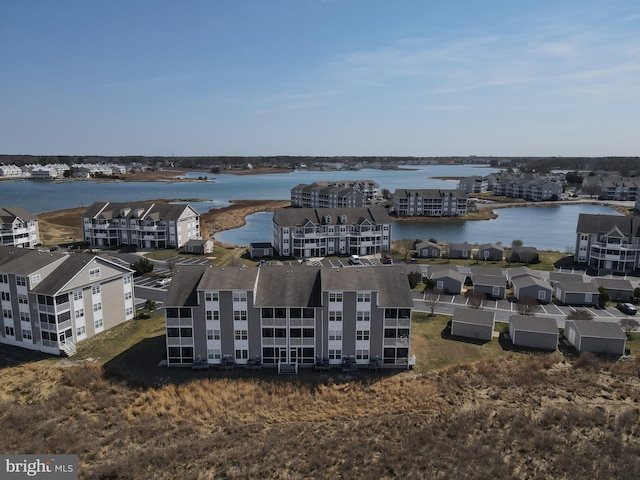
0,164,495,214
0,165,623,250
215,204,622,252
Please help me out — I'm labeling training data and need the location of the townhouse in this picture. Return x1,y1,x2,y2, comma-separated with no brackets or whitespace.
575,213,640,273
393,189,467,217
0,246,135,355
582,175,640,201
164,264,414,369
457,176,488,194
1,206,40,248
290,180,380,208
82,201,201,249
272,207,392,258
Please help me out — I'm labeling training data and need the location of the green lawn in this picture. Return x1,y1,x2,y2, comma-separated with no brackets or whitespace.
409,312,513,373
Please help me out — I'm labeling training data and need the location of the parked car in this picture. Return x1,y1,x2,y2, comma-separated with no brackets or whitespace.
155,277,172,287
382,254,393,264
348,254,361,265
617,302,637,315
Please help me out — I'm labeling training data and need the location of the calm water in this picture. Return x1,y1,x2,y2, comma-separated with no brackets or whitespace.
215,204,622,251
0,164,495,214
0,165,622,250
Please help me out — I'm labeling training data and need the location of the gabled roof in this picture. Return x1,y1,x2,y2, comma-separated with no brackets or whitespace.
567,320,626,340
448,242,473,251
473,275,506,288
0,247,65,274
556,280,599,294
199,266,259,291
549,271,585,283
591,277,634,291
509,315,558,334
576,213,638,237
453,307,495,326
272,207,391,227
416,241,440,250
83,201,199,222
511,275,552,290
164,265,207,307
507,267,542,280
430,268,467,283
471,266,504,277
0,206,37,224
478,243,504,251
255,267,321,307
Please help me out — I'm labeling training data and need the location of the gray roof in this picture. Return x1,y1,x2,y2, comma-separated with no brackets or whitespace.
509,315,558,334
255,267,321,307
83,201,199,222
448,242,473,251
453,307,495,326
321,265,414,308
0,206,37,224
416,241,440,250
507,267,542,280
471,266,505,277
567,320,626,340
430,268,467,283
199,266,259,291
393,189,466,199
576,213,638,237
549,271,585,283
0,247,65,274
273,207,391,227
478,243,503,251
184,239,211,247
591,277,634,291
556,280,599,294
32,253,131,295
511,275,552,291
473,275,506,288
164,264,207,307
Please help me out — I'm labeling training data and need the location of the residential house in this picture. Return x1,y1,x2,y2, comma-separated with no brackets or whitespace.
0,165,22,178
574,213,640,273
554,280,600,307
272,207,392,258
163,265,414,369
447,242,473,259
82,201,201,249
477,243,504,261
510,275,553,304
451,308,495,341
510,246,539,264
0,206,40,248
506,266,542,284
249,242,274,259
548,271,585,286
416,241,442,259
430,269,467,295
472,275,506,299
184,239,214,255
393,189,467,217
509,315,558,351
0,246,135,355
470,266,504,280
564,320,627,356
591,277,635,302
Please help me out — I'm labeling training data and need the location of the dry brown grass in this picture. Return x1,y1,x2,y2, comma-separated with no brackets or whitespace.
1,354,639,478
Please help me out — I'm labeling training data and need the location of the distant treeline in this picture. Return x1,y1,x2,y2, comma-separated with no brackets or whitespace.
490,157,640,174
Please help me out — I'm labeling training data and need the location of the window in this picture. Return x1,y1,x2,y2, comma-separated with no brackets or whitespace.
31,274,41,284
75,309,85,319
0,274,7,283
289,308,301,318
585,293,593,302
234,310,247,321
94,318,103,329
329,330,342,341
357,292,371,303
3,309,12,319
73,290,83,301
329,349,342,360
5,326,15,336
126,307,134,316
123,275,132,285
20,312,30,323
329,292,343,302
235,349,248,360
76,325,86,337
233,291,247,302
205,291,219,302
208,349,221,360
1,291,10,301
89,268,101,280
234,330,248,340
21,329,32,340
262,308,273,318
538,290,546,301
356,330,370,341
357,311,370,322
92,285,101,295
16,276,26,286
356,349,369,360
124,291,132,300
329,311,342,322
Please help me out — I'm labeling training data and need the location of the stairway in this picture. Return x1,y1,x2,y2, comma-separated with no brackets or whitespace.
61,340,76,357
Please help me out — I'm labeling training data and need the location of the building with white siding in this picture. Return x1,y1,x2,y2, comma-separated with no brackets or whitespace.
0,206,40,248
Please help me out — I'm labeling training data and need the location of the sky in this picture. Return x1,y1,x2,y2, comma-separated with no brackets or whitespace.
1,0,640,157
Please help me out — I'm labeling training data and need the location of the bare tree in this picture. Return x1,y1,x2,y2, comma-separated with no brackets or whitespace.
517,296,540,315
166,256,179,276
424,291,441,316
466,291,485,309
393,239,415,260
619,317,639,334
566,309,594,321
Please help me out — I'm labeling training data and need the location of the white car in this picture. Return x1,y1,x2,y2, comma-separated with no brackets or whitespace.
348,254,361,265
155,277,172,288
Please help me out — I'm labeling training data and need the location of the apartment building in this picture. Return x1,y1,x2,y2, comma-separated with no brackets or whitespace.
575,213,640,273
458,176,488,193
272,207,392,258
0,246,135,355
0,206,40,248
83,201,200,249
393,189,468,217
0,165,23,178
290,180,380,208
164,264,414,369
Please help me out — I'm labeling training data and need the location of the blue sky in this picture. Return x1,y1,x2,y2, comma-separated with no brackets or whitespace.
1,0,639,157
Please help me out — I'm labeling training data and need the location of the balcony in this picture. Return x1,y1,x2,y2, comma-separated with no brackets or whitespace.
167,337,194,346
383,337,410,346
384,318,411,327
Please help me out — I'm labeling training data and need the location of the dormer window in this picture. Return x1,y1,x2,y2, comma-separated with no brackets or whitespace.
324,215,331,224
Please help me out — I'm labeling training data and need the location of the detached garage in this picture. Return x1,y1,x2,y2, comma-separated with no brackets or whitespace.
564,320,627,356
509,315,559,351
451,308,495,341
